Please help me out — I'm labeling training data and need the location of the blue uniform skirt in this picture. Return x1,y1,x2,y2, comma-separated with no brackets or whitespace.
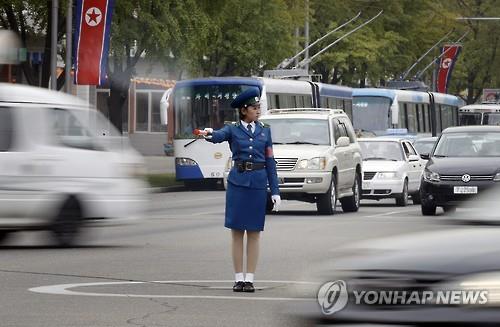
225,182,267,231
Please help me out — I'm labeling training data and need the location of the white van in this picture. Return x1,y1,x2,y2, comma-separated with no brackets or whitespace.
0,83,148,246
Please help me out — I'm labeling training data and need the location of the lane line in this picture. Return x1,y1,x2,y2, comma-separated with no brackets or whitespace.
363,208,416,218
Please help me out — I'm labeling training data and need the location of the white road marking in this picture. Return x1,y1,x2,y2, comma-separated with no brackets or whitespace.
363,208,416,218
29,280,317,302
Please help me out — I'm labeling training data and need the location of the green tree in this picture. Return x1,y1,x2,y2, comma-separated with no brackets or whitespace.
107,0,209,132
0,0,67,88
307,0,457,88
194,0,295,76
447,0,500,103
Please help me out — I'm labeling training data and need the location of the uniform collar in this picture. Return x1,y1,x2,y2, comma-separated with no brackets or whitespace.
240,120,256,130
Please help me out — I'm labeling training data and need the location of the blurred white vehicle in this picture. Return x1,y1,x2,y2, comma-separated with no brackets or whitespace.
0,83,148,246
359,138,424,206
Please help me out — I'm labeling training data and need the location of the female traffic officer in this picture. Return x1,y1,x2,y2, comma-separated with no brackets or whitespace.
201,87,281,293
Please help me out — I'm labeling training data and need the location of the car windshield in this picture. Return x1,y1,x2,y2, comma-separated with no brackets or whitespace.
413,140,436,154
259,118,330,145
359,141,403,161
433,132,500,157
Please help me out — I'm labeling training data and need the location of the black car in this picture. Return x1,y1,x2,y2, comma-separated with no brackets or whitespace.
420,126,500,215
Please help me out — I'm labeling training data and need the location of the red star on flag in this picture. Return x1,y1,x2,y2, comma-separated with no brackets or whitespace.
87,8,100,24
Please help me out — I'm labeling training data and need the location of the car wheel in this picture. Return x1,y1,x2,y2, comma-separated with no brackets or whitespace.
340,173,361,212
317,174,337,215
411,191,421,205
395,179,409,206
52,198,84,247
421,202,437,216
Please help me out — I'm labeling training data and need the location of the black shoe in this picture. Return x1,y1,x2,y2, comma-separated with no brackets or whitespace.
243,282,255,293
233,281,245,292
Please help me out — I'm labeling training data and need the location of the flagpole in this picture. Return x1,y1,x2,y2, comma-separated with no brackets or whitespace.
65,0,73,93
50,0,58,90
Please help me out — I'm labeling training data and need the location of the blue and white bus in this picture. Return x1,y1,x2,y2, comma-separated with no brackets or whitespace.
352,88,465,137
164,77,352,185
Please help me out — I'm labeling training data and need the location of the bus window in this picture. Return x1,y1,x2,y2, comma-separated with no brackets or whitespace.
328,97,335,109
267,94,277,109
459,112,481,125
484,113,500,125
417,104,425,133
323,97,328,108
440,105,456,130
435,104,442,132
399,102,407,129
406,103,417,133
344,99,352,118
423,104,430,132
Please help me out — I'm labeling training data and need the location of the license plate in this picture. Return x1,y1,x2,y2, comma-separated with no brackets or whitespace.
454,186,478,194
362,182,371,189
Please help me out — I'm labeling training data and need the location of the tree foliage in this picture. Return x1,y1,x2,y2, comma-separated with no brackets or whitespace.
3,0,500,105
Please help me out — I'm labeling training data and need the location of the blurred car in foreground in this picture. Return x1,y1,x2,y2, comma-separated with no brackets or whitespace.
420,126,500,215
290,186,500,325
0,83,148,246
359,138,424,206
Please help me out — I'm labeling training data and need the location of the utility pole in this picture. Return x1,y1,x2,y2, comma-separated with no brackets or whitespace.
65,0,72,93
304,0,309,72
50,0,58,90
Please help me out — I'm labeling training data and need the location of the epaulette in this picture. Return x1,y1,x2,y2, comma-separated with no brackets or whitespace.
224,121,240,126
258,121,270,128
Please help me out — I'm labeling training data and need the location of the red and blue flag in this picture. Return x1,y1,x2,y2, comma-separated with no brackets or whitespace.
74,0,115,85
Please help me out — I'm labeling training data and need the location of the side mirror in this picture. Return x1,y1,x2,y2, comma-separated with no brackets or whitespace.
160,88,172,125
336,136,350,147
408,154,420,162
420,153,430,160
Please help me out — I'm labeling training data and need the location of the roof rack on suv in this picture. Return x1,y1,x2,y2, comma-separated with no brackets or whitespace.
267,108,345,115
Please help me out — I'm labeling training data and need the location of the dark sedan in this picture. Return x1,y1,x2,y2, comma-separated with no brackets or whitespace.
420,126,500,215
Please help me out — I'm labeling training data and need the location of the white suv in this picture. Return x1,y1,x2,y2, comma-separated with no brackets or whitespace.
260,108,362,214
0,83,148,246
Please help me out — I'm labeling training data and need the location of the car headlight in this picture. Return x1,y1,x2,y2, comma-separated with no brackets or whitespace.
423,168,440,182
377,172,397,179
175,158,198,166
296,157,326,170
494,173,500,182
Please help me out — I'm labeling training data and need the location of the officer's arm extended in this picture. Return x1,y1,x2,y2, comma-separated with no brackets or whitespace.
205,124,232,144
265,128,280,196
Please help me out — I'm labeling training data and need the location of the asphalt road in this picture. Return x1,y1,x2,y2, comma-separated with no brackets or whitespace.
0,190,457,327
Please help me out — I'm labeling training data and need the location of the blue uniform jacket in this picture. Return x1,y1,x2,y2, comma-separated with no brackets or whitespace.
207,121,280,196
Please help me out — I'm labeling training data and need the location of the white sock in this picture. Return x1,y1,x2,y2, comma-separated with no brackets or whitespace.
235,272,244,282
245,273,254,283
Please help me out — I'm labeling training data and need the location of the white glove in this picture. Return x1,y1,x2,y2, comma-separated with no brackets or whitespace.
271,195,281,212
203,127,213,139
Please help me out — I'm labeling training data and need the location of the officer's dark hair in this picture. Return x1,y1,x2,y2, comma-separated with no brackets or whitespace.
238,106,248,120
